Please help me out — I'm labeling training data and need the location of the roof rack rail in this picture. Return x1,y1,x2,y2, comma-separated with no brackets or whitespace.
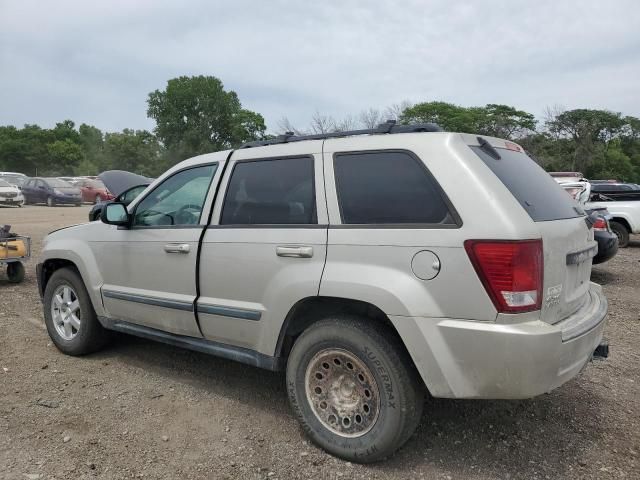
239,120,442,149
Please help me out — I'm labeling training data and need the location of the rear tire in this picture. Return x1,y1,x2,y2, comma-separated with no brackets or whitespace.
286,316,424,463
6,262,25,283
47,196,55,207
610,221,629,248
43,267,109,355
94,194,101,204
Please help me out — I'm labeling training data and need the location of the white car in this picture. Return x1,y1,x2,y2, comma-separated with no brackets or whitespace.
38,124,608,462
0,171,28,189
0,179,24,207
554,179,640,247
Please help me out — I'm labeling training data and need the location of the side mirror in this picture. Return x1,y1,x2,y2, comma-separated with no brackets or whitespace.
101,202,130,227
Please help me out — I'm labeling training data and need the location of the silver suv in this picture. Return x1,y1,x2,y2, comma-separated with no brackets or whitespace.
37,123,608,462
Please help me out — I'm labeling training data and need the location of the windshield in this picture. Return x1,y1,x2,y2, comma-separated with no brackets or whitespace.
119,185,147,205
0,179,12,187
470,146,583,222
45,178,75,188
86,180,105,189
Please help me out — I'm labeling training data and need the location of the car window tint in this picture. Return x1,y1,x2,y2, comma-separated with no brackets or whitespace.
470,146,582,222
120,185,147,205
220,157,316,225
133,165,216,227
334,151,455,225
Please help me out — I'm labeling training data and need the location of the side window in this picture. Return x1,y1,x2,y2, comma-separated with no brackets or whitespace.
133,164,216,227
334,151,455,225
220,157,316,225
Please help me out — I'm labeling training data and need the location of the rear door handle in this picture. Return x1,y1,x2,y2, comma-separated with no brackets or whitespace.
164,243,190,254
276,245,313,258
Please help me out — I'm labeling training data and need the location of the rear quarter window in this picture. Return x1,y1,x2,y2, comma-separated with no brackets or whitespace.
470,146,583,222
333,150,457,225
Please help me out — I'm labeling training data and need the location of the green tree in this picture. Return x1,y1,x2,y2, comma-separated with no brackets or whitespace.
103,129,163,177
46,139,85,176
545,109,626,172
400,102,535,139
478,104,536,138
147,75,266,161
401,101,482,133
585,142,635,181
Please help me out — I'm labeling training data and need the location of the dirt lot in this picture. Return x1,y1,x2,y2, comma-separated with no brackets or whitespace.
0,205,638,480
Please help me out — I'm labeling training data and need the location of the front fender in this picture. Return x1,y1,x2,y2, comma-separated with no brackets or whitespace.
40,233,106,316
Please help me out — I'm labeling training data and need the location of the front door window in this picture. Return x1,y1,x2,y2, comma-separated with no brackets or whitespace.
133,165,217,227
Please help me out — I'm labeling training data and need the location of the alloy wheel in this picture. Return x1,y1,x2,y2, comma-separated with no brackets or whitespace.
51,284,81,340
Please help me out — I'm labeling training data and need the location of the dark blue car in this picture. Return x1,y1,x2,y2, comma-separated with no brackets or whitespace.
22,177,82,207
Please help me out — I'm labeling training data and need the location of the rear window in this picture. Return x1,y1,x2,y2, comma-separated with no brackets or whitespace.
470,146,583,222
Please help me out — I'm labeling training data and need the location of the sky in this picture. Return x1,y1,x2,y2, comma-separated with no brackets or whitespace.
1,0,639,134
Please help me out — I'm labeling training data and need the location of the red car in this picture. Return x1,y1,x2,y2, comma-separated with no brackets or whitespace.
75,178,114,204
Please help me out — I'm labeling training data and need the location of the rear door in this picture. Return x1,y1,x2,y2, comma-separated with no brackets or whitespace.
468,137,595,324
198,141,328,354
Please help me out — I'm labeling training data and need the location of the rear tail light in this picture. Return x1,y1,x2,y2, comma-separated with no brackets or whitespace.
593,217,608,231
464,239,543,313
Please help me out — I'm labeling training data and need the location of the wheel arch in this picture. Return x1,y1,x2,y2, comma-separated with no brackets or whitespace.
274,296,428,391
39,248,106,317
610,216,632,232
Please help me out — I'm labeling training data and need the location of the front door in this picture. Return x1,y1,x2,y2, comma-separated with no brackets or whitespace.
198,142,328,355
96,158,224,337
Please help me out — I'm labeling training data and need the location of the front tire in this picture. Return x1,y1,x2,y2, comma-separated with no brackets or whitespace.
43,267,109,355
610,221,629,248
286,316,424,463
47,196,55,207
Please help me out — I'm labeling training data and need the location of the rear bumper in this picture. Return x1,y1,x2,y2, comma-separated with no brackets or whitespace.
393,283,608,399
593,230,618,264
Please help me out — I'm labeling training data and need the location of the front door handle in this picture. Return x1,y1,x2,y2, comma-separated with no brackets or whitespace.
164,243,190,254
276,245,313,258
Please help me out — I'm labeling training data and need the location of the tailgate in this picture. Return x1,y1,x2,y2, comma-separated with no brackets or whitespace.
537,217,596,324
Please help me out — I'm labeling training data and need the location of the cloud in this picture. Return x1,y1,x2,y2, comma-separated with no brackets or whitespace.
1,0,639,133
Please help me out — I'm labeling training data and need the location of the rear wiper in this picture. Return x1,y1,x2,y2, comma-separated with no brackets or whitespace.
477,137,501,160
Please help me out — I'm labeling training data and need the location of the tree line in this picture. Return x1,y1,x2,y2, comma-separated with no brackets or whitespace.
1,75,639,183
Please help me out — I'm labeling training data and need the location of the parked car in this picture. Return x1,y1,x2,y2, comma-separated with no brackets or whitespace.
37,124,608,462
0,172,28,189
22,177,82,207
0,179,25,207
73,178,115,204
588,197,640,248
558,181,618,263
57,176,80,185
548,171,584,183
88,170,152,221
553,177,640,248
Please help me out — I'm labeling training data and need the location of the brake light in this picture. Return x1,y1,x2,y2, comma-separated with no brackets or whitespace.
593,217,607,231
504,141,522,152
464,240,543,313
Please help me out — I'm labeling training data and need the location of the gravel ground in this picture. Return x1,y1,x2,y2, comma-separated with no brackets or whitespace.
1,205,638,480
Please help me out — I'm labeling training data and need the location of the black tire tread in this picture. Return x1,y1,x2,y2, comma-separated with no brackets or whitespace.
286,315,424,463
610,221,629,248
